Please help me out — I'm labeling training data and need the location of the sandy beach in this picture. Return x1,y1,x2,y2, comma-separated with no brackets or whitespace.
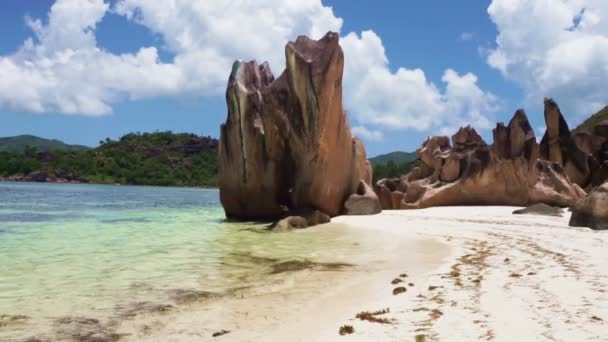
97,206,607,341
331,207,608,341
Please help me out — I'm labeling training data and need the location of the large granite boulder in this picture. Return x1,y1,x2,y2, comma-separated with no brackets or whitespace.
344,180,381,215
219,32,372,220
569,182,608,230
376,105,586,209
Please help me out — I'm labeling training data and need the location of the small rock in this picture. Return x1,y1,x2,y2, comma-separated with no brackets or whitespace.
428,286,438,291
527,272,536,276
591,316,603,321
391,278,403,285
399,273,408,278
269,209,331,232
408,283,414,287
509,273,522,278
393,287,407,295
212,330,230,337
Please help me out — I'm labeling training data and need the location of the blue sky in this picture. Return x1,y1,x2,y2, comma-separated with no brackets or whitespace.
1,0,606,157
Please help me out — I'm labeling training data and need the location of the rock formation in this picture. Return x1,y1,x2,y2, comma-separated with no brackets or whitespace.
569,182,608,230
344,180,382,215
539,99,590,187
219,32,374,220
376,100,589,209
269,209,331,232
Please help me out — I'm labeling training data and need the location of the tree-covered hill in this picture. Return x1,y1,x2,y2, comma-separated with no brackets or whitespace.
369,151,419,184
0,132,219,187
369,151,417,165
572,106,608,134
0,135,90,153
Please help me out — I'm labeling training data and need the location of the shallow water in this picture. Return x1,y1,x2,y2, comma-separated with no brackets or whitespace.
0,182,381,340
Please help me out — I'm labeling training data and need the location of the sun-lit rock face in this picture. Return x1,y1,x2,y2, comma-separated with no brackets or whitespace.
219,32,374,220
376,101,590,209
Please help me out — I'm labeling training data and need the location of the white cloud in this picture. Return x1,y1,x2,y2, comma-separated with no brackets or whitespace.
351,125,384,141
0,0,497,136
0,0,341,115
487,0,608,118
341,31,497,134
460,32,474,41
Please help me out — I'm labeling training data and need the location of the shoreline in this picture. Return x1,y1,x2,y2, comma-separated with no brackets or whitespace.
0,178,219,189
108,222,452,342
2,206,607,341
121,206,608,341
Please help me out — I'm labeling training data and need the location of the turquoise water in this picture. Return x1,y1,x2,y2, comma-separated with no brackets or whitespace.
0,182,373,340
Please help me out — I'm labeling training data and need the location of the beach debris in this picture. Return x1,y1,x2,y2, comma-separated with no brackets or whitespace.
408,282,415,287
399,273,408,278
355,309,392,324
413,307,430,312
212,330,231,337
415,334,427,342
591,315,603,321
428,286,438,291
339,325,354,335
430,309,443,320
527,272,536,276
430,294,445,304
393,287,407,295
391,278,403,285
504,258,510,263
509,273,522,278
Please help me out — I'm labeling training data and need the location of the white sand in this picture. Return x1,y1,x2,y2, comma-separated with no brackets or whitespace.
329,206,608,342
118,207,607,341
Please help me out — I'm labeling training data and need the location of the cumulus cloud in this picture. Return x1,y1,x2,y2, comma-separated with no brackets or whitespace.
342,31,497,134
0,0,497,136
351,125,384,141
0,0,183,115
487,0,608,118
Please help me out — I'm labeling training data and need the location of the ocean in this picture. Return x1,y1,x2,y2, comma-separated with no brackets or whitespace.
0,182,373,340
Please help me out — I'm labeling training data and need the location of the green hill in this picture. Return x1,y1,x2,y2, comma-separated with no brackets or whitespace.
572,106,608,134
0,135,90,154
369,151,417,165
369,151,419,184
0,132,219,186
